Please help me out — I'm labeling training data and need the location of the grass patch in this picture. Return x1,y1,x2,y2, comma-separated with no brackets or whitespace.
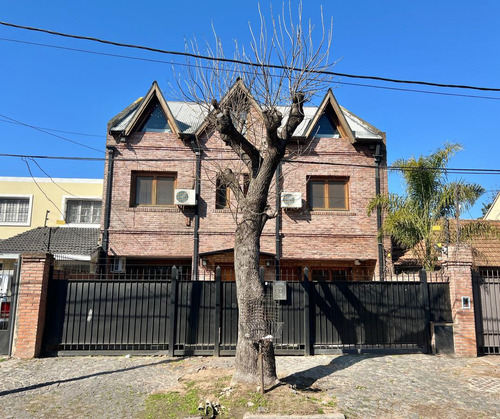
145,381,199,419
143,367,340,419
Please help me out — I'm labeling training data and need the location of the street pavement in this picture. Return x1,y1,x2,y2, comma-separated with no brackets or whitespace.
0,353,499,418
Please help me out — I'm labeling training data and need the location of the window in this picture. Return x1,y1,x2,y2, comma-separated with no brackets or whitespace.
132,172,176,206
138,102,171,133
311,268,352,281
216,178,230,209
66,199,101,224
308,178,348,210
313,113,339,138
0,196,32,225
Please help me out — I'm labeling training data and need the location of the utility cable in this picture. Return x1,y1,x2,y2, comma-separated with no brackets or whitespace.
0,113,103,153
1,36,499,101
1,21,500,92
2,152,500,175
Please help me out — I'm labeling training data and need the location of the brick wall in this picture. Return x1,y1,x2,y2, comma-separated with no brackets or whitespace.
443,245,477,357
12,253,53,358
104,104,389,275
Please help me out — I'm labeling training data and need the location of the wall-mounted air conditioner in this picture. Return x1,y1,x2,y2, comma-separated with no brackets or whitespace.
174,189,196,206
281,192,302,209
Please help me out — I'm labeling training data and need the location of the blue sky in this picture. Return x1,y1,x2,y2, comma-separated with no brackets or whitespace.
1,0,499,218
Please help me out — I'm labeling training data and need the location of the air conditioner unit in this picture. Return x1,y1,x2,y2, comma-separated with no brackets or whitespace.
174,189,196,206
281,192,302,209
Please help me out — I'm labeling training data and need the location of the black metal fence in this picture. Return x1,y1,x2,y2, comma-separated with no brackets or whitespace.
43,265,451,356
473,268,500,355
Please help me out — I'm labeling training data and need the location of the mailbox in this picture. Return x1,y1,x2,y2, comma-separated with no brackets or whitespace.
273,281,287,301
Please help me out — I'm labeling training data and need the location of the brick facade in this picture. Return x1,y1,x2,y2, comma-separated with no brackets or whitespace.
443,245,477,357
12,253,53,358
103,87,389,280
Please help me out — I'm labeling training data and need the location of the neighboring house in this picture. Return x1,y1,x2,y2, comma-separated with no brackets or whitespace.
102,81,388,281
393,220,500,271
0,177,103,241
484,192,500,221
0,226,100,336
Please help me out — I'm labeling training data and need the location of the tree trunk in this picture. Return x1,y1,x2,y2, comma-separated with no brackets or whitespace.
232,212,278,386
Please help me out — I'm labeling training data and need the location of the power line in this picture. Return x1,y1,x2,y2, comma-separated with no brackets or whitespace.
0,113,103,153
1,20,500,93
1,152,500,175
2,36,500,102
0,116,101,137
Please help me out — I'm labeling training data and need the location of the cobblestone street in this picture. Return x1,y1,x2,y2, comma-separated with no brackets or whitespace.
0,354,499,418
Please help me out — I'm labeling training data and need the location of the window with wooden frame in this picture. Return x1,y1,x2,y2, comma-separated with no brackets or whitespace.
311,268,352,281
131,172,176,206
307,177,349,210
215,177,230,209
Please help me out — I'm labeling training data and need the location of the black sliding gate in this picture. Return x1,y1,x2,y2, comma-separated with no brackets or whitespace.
44,271,452,356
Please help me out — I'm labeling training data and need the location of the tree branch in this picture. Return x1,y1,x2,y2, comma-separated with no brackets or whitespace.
213,101,262,174
219,168,246,204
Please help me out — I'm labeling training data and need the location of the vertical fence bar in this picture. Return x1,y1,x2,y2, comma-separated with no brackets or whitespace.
168,266,178,357
303,267,311,356
419,269,432,353
214,266,221,356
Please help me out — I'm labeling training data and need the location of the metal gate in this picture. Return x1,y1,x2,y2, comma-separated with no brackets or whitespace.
0,259,20,355
473,269,500,354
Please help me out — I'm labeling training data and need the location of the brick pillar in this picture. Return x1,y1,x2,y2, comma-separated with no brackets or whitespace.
12,253,53,358
443,245,476,357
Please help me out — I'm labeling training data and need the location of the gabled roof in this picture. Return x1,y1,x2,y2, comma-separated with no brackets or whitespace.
484,192,500,220
303,89,355,143
108,82,383,142
0,227,100,258
109,81,182,136
194,78,263,137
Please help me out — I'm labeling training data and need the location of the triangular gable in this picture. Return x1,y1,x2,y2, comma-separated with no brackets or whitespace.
305,89,355,144
195,78,262,137
122,81,180,137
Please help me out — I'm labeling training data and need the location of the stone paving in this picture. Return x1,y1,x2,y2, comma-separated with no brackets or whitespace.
0,354,499,418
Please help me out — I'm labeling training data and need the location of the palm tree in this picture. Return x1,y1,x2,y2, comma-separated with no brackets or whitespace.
368,143,485,271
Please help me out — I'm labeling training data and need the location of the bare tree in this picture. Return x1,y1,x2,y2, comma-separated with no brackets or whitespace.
174,2,335,385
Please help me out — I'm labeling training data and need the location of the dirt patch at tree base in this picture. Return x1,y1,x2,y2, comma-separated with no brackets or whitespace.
144,366,340,419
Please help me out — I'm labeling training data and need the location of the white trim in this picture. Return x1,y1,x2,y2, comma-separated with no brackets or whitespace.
56,254,92,261
60,196,102,227
0,254,20,260
0,194,33,226
0,177,103,184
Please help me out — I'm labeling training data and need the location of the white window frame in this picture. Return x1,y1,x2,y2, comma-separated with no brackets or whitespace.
0,194,33,226
61,196,102,227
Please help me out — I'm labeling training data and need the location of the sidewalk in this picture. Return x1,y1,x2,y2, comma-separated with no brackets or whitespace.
0,354,499,418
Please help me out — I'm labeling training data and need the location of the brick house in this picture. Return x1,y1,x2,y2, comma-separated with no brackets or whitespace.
102,81,388,282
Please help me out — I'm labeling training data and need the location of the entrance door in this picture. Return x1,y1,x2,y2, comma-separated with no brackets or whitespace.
473,269,500,355
0,261,19,355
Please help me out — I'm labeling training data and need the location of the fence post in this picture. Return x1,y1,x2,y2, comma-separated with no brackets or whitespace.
259,266,265,283
168,266,178,357
303,267,312,356
419,269,432,354
214,266,221,357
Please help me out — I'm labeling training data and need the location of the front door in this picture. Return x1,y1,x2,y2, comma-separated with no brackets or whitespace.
0,261,18,355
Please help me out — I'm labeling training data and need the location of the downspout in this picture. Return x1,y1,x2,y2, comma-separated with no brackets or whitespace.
275,162,282,281
374,143,385,280
102,146,115,256
191,139,202,281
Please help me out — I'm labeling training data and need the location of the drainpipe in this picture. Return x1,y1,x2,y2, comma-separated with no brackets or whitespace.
374,143,385,280
275,162,282,281
191,140,202,281
102,146,115,256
